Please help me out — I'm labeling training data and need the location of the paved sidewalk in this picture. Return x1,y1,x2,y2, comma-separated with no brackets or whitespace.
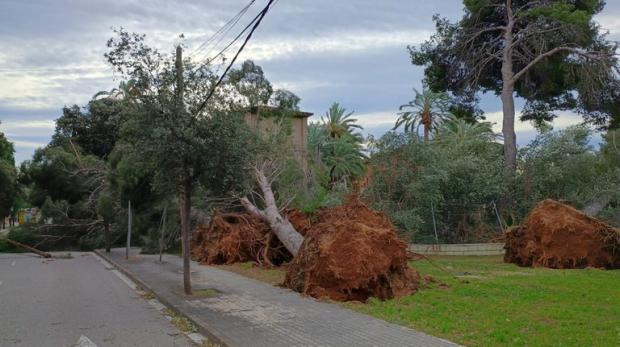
98,248,458,347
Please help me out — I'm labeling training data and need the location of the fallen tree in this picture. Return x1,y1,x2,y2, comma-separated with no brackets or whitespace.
504,199,620,269
230,162,419,302
1,237,52,258
240,163,304,256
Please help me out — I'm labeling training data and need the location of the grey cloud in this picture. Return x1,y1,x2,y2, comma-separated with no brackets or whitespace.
1,0,618,163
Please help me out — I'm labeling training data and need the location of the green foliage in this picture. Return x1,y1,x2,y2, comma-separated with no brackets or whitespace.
0,126,17,219
366,124,506,242
312,103,367,185
96,193,116,222
51,99,126,159
411,0,619,128
395,88,451,139
322,102,363,140
227,60,274,107
516,125,620,215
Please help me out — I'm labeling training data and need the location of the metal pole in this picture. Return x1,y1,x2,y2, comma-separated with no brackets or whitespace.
159,206,167,262
126,200,132,260
492,200,505,233
431,202,439,244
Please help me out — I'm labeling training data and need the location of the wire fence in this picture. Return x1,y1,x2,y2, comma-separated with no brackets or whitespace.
408,200,507,244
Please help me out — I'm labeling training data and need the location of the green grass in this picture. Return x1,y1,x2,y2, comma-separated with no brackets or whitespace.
345,256,620,347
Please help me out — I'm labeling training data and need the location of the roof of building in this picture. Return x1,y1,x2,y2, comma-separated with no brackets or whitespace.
248,105,313,118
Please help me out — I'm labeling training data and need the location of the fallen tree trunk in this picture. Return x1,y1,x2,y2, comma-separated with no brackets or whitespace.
2,237,52,258
240,166,304,256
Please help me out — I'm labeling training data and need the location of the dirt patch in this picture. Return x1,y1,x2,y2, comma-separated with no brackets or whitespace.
504,199,620,269
283,197,419,302
191,212,292,266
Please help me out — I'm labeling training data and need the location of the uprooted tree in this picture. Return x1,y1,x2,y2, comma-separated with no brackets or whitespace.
240,161,304,256
230,157,418,302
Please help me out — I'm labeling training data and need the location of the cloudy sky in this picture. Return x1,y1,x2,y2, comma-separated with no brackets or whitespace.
2,0,620,163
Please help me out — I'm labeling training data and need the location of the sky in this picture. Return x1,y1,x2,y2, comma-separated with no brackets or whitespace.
1,0,620,163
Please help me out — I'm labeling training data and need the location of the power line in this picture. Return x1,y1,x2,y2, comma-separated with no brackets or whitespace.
195,0,277,114
192,4,265,72
188,0,257,59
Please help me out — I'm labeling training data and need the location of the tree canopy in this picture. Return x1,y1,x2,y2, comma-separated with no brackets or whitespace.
411,0,620,170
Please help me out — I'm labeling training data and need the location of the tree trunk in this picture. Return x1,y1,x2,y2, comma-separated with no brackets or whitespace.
501,1,517,172
501,85,517,170
104,221,111,253
240,167,304,256
179,179,192,295
423,124,430,143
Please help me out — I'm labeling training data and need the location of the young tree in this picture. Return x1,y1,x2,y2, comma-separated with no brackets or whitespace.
395,88,451,142
411,0,620,171
106,30,252,294
96,193,116,253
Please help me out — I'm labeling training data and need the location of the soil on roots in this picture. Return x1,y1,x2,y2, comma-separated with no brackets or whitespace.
504,199,620,269
191,212,292,266
191,210,312,267
283,197,419,302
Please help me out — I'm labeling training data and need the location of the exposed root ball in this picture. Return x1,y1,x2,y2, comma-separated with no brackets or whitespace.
504,199,620,269
284,198,418,302
191,213,292,266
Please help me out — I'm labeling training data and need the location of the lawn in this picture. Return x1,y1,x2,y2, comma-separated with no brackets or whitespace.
216,256,620,347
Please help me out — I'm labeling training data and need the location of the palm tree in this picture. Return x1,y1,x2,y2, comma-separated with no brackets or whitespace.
395,88,451,142
93,80,138,100
322,102,363,139
322,138,366,184
437,117,499,144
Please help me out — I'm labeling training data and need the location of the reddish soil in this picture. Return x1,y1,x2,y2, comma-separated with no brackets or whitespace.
283,197,419,302
192,197,419,302
191,212,292,266
504,199,620,269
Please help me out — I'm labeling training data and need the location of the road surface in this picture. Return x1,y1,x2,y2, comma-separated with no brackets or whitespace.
0,252,193,346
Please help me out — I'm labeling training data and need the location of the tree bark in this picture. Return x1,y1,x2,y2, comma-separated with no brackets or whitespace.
501,0,517,172
423,124,430,143
240,167,304,256
3,237,51,258
179,178,192,295
104,221,111,253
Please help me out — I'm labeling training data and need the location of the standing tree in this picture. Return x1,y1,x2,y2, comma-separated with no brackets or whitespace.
97,193,116,253
0,127,17,224
322,103,363,140
395,88,452,142
105,30,252,294
410,0,620,171
317,103,366,184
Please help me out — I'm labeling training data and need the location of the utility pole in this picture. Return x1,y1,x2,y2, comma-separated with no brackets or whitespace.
176,44,192,295
126,200,132,260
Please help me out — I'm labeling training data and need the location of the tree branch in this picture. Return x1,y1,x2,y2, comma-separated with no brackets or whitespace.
512,46,607,83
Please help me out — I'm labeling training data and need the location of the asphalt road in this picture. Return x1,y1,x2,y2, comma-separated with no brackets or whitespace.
0,252,193,347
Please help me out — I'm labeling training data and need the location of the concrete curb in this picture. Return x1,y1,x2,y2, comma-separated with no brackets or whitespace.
94,250,236,347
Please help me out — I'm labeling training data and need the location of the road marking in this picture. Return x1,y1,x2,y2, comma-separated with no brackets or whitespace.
74,335,98,347
11,261,16,266
0,280,3,286
90,253,137,290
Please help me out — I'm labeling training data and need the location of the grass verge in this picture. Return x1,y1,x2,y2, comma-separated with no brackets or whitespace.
214,257,620,346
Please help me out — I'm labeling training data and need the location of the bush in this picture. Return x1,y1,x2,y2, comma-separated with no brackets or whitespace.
365,129,507,243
